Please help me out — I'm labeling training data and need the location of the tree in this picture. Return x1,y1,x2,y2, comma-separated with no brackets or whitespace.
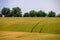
37,10,47,17
14,12,22,17
0,14,2,17
23,12,29,17
11,7,22,17
57,14,60,17
29,10,37,17
1,7,10,17
48,11,56,17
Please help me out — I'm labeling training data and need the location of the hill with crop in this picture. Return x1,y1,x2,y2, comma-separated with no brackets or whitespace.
0,17,60,34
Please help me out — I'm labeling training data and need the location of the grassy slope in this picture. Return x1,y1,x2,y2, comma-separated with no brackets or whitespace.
0,17,60,34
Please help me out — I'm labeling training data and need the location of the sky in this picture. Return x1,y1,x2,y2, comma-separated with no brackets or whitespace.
0,0,60,14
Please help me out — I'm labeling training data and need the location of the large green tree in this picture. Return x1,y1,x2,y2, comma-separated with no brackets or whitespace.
29,10,37,17
48,11,56,17
11,7,22,17
1,7,10,17
37,10,47,17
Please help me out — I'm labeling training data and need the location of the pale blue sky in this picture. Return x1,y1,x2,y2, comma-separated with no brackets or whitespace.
0,0,60,14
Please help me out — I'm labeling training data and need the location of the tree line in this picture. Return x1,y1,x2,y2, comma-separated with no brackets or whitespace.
0,7,60,17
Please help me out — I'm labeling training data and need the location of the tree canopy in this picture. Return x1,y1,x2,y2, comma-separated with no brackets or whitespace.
29,10,37,17
48,11,56,17
0,7,60,17
1,7,10,17
11,7,22,17
23,12,29,17
37,10,47,17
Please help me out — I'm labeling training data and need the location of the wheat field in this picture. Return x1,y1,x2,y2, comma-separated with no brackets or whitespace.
0,17,60,40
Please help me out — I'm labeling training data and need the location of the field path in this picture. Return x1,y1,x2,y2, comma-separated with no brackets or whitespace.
0,31,60,40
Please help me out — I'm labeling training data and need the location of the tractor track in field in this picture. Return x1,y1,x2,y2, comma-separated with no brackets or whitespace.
39,23,46,33
31,21,40,32
31,21,47,33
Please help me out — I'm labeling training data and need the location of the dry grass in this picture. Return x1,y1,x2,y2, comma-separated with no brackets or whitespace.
0,31,60,40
